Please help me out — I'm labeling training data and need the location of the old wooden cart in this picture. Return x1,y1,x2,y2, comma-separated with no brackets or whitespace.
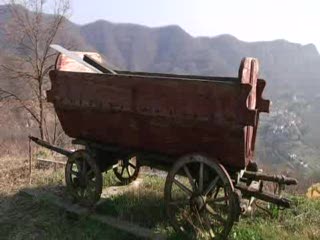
30,46,297,239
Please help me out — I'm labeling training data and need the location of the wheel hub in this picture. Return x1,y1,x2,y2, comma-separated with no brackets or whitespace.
190,195,206,211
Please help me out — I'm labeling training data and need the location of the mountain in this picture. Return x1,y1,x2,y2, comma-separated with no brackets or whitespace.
1,4,320,96
0,4,320,175
80,22,309,84
79,20,320,97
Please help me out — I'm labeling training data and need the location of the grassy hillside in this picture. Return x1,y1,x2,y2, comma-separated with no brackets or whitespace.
1,156,319,240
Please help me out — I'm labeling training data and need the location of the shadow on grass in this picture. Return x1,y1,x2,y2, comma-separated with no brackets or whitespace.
97,186,167,228
97,174,183,239
0,173,186,240
0,185,144,240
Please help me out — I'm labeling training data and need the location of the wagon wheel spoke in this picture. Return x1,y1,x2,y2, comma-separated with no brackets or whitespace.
213,186,221,199
203,176,220,196
181,208,206,234
199,162,204,193
183,165,196,191
71,170,79,175
169,199,190,206
165,154,235,239
128,162,136,169
120,166,125,176
205,204,227,224
207,196,229,204
182,209,198,231
65,150,102,207
113,156,140,185
173,178,193,196
194,208,217,239
126,166,131,177
194,208,207,234
203,213,216,238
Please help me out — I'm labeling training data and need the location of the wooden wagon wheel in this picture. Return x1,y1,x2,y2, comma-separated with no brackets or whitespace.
164,154,238,239
113,156,140,185
65,149,103,207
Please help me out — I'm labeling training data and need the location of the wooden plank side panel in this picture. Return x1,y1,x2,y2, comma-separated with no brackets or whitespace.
49,71,256,126
55,110,246,169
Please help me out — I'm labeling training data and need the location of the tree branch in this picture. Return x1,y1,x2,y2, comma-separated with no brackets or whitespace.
0,88,40,123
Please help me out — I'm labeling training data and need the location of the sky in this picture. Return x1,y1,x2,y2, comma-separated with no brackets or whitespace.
70,0,320,52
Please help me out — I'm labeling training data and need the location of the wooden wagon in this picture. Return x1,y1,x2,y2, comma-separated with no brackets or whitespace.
30,46,297,239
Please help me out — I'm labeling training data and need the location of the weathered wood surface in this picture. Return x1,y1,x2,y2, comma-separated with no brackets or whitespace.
21,188,166,240
55,50,103,73
36,158,66,165
48,57,270,170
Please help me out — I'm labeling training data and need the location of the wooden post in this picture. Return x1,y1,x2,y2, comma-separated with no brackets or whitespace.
28,137,32,184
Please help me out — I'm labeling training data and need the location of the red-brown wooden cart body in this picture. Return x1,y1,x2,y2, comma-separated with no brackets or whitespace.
48,57,269,171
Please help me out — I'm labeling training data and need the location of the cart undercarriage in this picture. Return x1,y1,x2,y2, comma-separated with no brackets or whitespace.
30,136,297,239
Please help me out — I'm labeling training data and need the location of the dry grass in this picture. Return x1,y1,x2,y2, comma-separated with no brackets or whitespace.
0,154,140,240
0,153,319,240
0,155,29,195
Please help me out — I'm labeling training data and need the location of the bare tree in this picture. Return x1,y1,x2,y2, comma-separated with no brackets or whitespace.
0,0,70,142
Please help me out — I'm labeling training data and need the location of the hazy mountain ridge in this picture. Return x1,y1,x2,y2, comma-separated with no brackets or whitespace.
79,20,320,91
78,19,319,79
1,4,319,92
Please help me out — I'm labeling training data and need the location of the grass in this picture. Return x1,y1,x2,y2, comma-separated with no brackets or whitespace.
96,174,168,228
97,173,320,240
0,193,139,240
230,197,320,240
1,157,320,240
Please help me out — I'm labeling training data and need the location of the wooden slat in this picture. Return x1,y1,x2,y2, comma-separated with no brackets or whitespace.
36,158,66,165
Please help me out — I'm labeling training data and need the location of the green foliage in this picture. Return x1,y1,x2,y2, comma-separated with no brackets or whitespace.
230,196,320,240
268,203,281,219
